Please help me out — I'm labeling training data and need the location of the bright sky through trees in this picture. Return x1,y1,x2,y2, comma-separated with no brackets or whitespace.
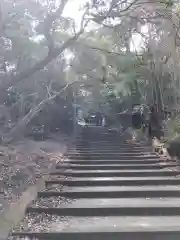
63,0,145,52
63,0,85,28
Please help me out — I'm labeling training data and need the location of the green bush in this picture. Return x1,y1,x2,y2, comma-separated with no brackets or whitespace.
162,117,180,159
163,117,180,142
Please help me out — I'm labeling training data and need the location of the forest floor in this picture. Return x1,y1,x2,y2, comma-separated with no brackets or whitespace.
0,132,70,214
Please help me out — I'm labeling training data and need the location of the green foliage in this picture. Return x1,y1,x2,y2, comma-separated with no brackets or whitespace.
164,117,180,142
160,0,174,7
0,0,177,140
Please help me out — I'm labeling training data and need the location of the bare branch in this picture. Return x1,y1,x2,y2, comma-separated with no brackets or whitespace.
91,0,139,23
90,0,168,26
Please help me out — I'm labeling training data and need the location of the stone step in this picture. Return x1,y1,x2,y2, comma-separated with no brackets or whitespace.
67,152,152,155
28,198,180,216
50,169,178,178
56,163,176,170
70,148,151,151
34,197,180,208
46,177,180,187
68,148,153,152
67,152,156,156
12,215,180,240
67,155,159,160
26,206,180,216
73,146,149,149
62,159,167,165
11,231,180,240
38,185,180,198
67,153,156,157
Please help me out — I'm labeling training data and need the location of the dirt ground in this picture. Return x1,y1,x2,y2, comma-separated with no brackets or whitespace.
0,132,71,213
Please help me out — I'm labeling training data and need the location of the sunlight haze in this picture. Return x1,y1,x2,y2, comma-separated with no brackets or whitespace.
63,0,144,51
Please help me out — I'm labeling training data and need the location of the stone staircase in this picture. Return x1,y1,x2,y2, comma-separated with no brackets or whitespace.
10,127,180,240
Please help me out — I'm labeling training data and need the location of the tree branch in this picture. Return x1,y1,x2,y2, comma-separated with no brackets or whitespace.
16,30,82,81
77,42,143,56
0,24,88,93
43,0,69,54
90,0,139,23
90,0,167,26
0,1,90,94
